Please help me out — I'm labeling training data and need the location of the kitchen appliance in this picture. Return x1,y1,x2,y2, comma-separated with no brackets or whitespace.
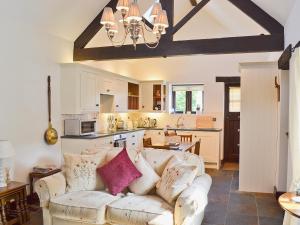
113,134,127,148
64,119,96,136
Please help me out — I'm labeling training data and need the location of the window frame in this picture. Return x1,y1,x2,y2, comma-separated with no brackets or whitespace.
171,84,204,114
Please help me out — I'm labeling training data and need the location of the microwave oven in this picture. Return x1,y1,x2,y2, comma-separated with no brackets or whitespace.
64,119,96,136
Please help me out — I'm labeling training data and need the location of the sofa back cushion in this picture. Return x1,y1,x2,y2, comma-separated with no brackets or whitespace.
64,153,106,192
142,149,205,177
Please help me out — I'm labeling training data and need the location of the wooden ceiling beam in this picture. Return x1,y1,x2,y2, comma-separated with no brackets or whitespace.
227,0,284,34
172,0,210,35
74,0,118,49
74,34,284,61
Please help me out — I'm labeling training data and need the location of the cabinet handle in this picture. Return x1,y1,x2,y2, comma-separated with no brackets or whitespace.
110,141,113,145
107,89,110,92
132,135,135,138
96,104,99,107
132,143,136,146
116,105,119,108
142,106,145,108
158,132,161,135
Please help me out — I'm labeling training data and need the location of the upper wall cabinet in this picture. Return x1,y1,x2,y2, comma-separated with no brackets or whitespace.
114,79,128,113
98,76,115,95
61,64,100,114
140,81,168,112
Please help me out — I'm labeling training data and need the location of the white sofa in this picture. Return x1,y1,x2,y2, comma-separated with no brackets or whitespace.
35,148,212,225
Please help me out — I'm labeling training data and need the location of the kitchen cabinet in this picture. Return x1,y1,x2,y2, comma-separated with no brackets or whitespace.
177,130,221,169
127,130,144,151
128,82,139,110
114,79,128,113
61,137,114,155
80,72,100,112
98,77,115,95
61,64,100,114
140,81,168,112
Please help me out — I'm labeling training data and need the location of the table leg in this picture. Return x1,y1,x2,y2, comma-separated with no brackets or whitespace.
15,192,23,224
0,200,6,225
21,188,29,222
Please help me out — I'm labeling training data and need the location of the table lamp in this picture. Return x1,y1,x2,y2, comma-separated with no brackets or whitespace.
0,140,15,187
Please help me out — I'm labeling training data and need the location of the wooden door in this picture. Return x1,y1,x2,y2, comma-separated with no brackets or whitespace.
224,83,241,162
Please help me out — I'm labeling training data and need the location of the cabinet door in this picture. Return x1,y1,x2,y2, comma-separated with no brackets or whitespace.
127,132,139,151
80,72,99,112
198,133,220,163
114,79,128,112
98,77,115,95
140,83,153,112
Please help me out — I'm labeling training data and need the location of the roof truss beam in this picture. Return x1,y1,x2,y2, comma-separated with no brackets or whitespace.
73,0,284,61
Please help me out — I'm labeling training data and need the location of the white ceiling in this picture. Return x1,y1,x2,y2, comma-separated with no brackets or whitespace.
3,0,295,42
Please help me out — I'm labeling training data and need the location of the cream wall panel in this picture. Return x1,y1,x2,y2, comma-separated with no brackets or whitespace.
239,62,278,193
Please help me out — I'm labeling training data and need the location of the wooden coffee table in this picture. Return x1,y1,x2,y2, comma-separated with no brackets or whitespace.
0,182,29,225
279,192,300,218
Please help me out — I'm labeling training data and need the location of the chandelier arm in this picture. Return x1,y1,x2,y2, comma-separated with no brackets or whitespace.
107,26,129,47
140,25,161,49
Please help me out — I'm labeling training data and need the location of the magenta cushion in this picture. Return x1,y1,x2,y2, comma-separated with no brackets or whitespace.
97,148,142,195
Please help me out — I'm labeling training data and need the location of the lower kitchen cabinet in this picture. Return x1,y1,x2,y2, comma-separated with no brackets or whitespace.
61,137,114,155
126,130,145,151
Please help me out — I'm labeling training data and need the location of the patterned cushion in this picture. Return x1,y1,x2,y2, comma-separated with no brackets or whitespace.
97,148,142,196
106,195,174,225
129,153,160,195
156,156,198,205
142,149,205,176
49,191,120,224
64,153,106,192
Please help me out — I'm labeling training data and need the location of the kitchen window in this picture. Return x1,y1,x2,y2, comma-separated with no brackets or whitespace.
172,84,204,114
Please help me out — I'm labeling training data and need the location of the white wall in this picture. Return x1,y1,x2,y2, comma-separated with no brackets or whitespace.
284,0,300,46
0,20,73,183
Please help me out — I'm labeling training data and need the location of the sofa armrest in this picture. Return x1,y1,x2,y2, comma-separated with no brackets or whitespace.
174,174,212,225
34,172,66,208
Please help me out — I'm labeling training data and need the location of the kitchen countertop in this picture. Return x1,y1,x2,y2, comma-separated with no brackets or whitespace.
61,127,222,140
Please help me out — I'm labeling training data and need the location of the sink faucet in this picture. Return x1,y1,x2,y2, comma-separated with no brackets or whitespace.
176,115,184,128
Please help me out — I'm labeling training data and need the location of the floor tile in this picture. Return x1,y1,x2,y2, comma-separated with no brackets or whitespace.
228,202,258,216
204,202,227,224
229,192,256,205
257,205,284,219
259,216,283,225
226,214,259,225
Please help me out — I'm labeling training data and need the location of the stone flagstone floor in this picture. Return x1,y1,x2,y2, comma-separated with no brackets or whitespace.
204,168,284,225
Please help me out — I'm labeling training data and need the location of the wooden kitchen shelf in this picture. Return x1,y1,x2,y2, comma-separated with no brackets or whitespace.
128,82,139,110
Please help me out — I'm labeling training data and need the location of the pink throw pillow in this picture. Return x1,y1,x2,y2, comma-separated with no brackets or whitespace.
97,148,142,195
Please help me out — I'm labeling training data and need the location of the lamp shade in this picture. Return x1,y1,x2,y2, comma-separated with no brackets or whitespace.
101,7,116,25
0,141,15,158
127,2,142,21
117,0,130,11
154,10,169,28
150,2,162,18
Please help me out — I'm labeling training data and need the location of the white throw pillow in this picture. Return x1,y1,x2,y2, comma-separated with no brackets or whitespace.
156,156,198,205
64,153,106,192
129,153,160,195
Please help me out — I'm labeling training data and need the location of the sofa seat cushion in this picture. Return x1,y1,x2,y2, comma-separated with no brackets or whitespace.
106,195,174,225
49,191,120,224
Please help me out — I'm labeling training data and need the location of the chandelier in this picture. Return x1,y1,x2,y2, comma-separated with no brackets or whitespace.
100,0,169,50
